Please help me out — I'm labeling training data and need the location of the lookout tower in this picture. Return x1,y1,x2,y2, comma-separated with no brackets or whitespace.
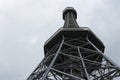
27,7,120,80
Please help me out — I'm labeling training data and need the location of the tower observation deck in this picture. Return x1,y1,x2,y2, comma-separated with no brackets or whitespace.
27,7,120,80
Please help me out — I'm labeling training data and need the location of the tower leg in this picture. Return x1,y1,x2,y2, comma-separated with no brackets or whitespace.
78,47,90,80
42,38,64,80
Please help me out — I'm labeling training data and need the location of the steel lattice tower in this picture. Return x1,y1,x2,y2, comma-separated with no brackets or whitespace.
27,7,120,80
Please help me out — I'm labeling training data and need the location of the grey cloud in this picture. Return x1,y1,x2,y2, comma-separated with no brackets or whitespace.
0,0,120,80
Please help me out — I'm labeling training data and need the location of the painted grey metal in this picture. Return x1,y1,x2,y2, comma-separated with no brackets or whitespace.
51,68,84,80
63,7,79,28
87,37,120,68
77,47,90,80
27,7,120,80
42,38,64,80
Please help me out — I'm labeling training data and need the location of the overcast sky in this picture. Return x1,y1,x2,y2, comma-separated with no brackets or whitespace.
0,0,120,80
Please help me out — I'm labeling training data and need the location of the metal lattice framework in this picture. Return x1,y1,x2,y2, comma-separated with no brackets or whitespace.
27,36,120,80
27,7,120,80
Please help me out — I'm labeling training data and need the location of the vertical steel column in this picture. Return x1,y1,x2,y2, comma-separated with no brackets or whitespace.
42,38,64,80
77,47,90,80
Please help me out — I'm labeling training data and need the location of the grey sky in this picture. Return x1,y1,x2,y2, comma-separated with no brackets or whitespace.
0,0,120,80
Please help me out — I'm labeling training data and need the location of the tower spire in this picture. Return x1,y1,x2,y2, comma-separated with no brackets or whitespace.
63,7,79,28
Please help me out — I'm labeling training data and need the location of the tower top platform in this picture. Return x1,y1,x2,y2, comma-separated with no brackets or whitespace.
44,7,105,56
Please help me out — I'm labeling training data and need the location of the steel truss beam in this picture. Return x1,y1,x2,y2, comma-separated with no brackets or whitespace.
27,37,120,80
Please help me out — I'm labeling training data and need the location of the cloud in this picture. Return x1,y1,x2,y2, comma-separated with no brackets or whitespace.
0,0,120,80
31,36,38,45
